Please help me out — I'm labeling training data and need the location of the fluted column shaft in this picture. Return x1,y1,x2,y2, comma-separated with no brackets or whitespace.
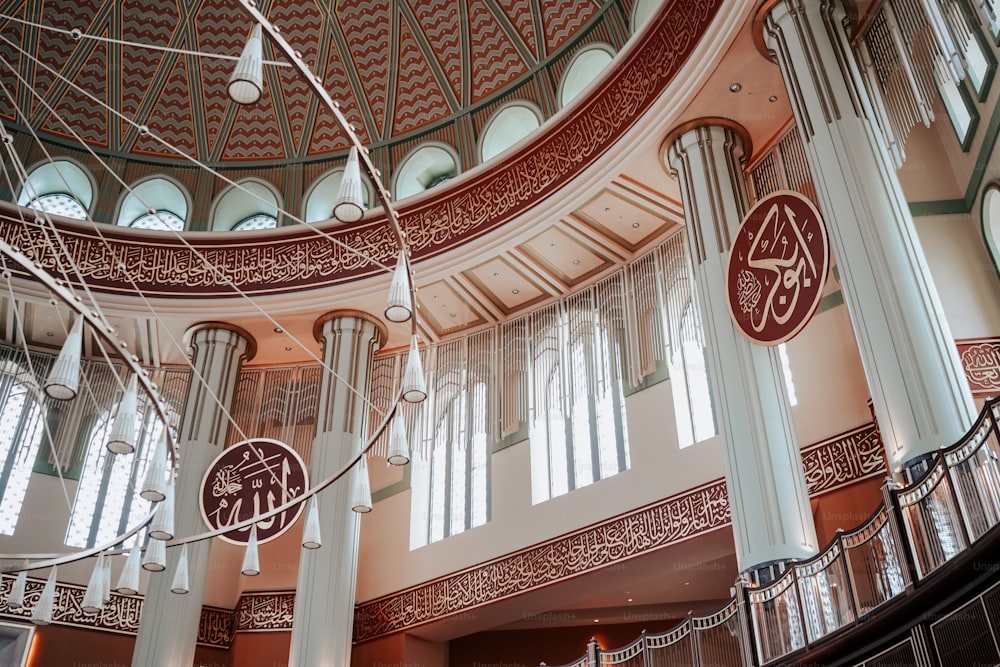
132,324,255,667
288,311,385,667
667,121,818,573
759,0,976,473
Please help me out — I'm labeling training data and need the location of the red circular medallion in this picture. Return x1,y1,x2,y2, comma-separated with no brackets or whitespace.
199,439,309,545
726,190,829,346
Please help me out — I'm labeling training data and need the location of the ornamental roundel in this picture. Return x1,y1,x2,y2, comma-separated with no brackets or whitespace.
200,439,309,545
726,190,829,346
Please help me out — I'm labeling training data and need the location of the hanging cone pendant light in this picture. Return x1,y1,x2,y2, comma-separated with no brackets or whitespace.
81,554,105,615
6,569,27,609
115,545,141,595
140,431,168,502
333,146,366,223
384,249,412,323
142,537,166,572
241,524,260,576
387,414,410,466
101,555,111,603
351,456,373,513
228,24,263,104
302,496,322,549
31,567,57,625
44,317,83,400
148,477,175,540
401,335,427,403
171,544,190,594
107,373,139,454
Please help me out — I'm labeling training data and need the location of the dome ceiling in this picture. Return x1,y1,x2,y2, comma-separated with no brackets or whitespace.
0,0,626,166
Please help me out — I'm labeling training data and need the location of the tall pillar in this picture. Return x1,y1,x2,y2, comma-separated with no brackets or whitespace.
288,310,386,667
756,0,976,475
665,120,818,575
132,323,255,667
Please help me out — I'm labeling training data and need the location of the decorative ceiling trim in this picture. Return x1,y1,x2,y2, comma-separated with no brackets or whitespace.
0,0,724,298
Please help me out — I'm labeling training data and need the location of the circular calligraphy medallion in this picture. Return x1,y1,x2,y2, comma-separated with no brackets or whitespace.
726,190,829,346
199,439,309,545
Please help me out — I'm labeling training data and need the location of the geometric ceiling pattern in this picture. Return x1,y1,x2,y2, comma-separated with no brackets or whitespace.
0,0,619,166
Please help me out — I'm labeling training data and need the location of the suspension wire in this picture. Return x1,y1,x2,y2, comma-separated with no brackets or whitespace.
0,50,389,423
0,12,292,67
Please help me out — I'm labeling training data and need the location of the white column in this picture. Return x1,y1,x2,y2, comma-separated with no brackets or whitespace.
132,324,255,667
666,120,818,574
758,0,976,475
288,311,385,667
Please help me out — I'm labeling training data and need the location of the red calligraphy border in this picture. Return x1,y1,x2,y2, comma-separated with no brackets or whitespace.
0,420,885,644
0,0,722,297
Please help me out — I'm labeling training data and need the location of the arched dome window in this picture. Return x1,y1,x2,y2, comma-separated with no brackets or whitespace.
631,0,659,35
559,45,615,108
479,103,543,163
17,159,94,221
303,168,375,224
211,179,281,231
117,178,189,231
393,144,459,201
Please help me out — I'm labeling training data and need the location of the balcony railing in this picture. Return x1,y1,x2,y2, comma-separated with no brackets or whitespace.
539,396,1000,667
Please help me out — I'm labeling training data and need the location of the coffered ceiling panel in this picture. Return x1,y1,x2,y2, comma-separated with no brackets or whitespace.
462,256,551,317
415,280,488,338
577,188,684,251
518,226,614,289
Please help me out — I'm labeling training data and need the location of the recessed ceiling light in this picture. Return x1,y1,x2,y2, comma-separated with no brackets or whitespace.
512,289,520,295
769,95,778,102
450,313,457,318
632,223,640,229
627,598,633,602
572,259,580,265
493,272,500,277
593,619,599,623
274,327,283,333
284,346,292,351
729,82,742,92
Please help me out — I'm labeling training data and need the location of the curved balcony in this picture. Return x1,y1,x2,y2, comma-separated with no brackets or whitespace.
542,397,1000,667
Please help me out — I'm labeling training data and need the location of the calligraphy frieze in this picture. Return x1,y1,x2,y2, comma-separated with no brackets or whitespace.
957,338,1000,396
198,607,236,647
351,419,885,641
0,574,143,635
235,592,296,632
0,0,722,298
801,422,886,496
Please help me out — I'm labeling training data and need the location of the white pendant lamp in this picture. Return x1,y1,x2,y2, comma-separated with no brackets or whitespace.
6,569,27,609
81,554,105,615
241,524,260,576
170,544,190,594
384,249,412,323
101,555,111,603
140,431,169,502
302,496,322,549
142,537,166,572
31,567,57,625
401,336,427,403
351,456,373,513
228,24,263,105
115,545,141,595
386,415,410,466
44,317,83,400
333,146,366,223
148,477,175,540
106,373,139,454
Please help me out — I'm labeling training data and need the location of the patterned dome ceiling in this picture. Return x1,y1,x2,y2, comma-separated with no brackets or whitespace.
0,0,634,168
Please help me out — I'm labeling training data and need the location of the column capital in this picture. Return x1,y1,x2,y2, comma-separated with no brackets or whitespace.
661,116,753,173
183,321,257,362
312,309,388,349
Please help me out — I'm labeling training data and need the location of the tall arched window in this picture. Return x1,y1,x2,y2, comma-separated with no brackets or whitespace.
117,177,189,231
393,144,459,201
0,354,49,535
17,159,94,220
65,367,187,548
479,103,542,162
211,179,280,231
303,167,375,223
408,333,492,548
528,280,630,504
559,45,615,108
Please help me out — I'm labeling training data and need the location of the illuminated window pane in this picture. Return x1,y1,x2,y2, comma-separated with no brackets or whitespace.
27,193,87,220
232,214,278,231
130,210,184,231
0,362,47,535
